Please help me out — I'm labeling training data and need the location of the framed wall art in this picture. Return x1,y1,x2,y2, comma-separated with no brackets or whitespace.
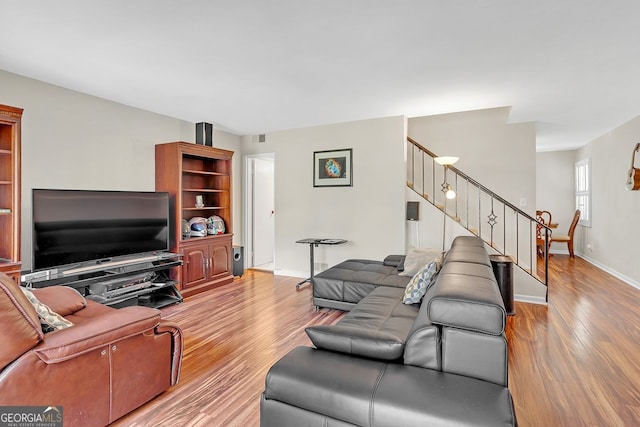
313,148,352,187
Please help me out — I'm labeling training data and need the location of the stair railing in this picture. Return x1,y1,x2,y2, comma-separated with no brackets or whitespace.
407,136,550,300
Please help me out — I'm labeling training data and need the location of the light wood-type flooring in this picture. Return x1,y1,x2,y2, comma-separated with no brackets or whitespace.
113,255,640,426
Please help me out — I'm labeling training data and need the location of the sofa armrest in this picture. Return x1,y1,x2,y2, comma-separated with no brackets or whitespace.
383,255,405,271
427,274,505,335
34,306,161,363
156,321,184,385
31,286,87,316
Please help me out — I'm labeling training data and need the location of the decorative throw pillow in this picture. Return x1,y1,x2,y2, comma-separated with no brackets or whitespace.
399,248,442,276
20,287,74,333
402,261,438,304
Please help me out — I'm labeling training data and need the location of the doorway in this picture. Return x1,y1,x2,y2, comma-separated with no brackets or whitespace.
244,154,275,270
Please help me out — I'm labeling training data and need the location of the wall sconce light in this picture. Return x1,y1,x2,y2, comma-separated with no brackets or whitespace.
434,156,459,166
444,184,456,200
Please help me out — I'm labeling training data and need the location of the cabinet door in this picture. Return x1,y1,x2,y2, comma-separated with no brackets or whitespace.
209,242,231,278
182,244,209,289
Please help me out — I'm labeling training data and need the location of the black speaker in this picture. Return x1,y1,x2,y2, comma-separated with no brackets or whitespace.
196,122,213,146
233,246,244,277
406,201,420,221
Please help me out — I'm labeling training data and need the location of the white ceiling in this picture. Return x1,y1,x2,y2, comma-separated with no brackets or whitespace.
2,1,640,151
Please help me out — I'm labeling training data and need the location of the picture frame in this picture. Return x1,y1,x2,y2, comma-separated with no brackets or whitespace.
313,148,353,187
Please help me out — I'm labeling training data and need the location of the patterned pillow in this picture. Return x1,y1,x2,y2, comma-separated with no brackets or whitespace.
20,287,74,333
402,261,438,304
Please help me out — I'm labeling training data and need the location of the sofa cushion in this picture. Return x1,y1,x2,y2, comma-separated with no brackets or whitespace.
306,287,418,360
313,259,410,308
451,235,487,247
402,261,438,304
264,346,388,427
374,362,516,426
32,286,87,317
443,245,491,267
438,260,494,280
399,248,442,276
263,346,517,427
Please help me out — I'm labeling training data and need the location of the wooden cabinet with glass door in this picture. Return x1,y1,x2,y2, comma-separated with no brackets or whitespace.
155,142,234,297
0,104,23,283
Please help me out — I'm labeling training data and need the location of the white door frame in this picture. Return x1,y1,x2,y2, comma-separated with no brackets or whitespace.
243,153,275,269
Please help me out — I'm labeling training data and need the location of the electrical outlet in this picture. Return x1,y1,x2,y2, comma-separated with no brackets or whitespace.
519,197,527,207
587,244,593,251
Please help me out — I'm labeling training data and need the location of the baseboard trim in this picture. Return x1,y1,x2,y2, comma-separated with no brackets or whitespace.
515,294,548,305
274,269,306,279
576,252,640,291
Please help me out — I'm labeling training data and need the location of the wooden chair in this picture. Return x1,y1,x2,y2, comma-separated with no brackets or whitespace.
536,210,552,257
550,210,581,258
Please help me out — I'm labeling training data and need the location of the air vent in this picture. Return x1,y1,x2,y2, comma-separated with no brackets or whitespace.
258,134,266,143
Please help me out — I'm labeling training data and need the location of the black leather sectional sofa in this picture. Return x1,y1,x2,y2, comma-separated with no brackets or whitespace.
261,236,517,426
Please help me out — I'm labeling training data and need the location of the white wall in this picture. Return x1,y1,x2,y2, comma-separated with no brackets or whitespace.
536,150,576,253
241,116,406,277
0,69,242,269
575,115,640,288
407,107,545,300
207,130,243,245
408,107,537,212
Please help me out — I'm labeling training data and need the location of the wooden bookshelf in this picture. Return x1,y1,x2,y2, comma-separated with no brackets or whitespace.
0,104,23,283
155,142,234,297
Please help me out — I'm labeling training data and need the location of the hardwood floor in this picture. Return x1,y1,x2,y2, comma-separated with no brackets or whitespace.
508,255,640,426
113,257,640,427
112,272,344,427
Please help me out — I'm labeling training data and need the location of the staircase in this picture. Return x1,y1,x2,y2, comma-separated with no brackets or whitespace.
407,136,550,301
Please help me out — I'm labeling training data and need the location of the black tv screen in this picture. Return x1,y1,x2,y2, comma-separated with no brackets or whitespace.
32,189,170,271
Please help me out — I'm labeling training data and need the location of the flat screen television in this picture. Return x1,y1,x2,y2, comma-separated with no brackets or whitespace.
32,189,170,272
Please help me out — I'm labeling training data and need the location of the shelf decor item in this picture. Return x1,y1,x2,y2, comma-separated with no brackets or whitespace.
313,148,352,187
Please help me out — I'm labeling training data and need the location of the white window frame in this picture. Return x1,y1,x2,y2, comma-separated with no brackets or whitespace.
575,158,591,227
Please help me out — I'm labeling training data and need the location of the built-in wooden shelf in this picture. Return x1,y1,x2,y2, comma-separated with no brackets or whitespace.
183,169,228,176
0,103,23,283
156,141,234,298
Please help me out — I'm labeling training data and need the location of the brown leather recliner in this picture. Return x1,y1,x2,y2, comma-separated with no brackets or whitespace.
0,272,183,427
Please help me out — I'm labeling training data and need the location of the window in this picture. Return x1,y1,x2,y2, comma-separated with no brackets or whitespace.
575,158,591,227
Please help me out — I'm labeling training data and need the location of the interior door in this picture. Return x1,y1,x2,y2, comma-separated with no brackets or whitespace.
252,156,275,268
